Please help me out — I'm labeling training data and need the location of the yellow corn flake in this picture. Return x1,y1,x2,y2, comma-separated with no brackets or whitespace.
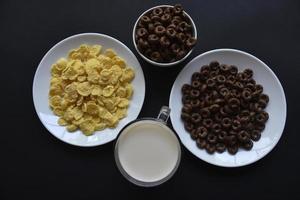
65,82,77,93
106,116,119,127
94,123,106,131
102,85,115,97
116,87,126,98
63,106,75,121
91,85,102,96
116,108,127,119
76,81,92,96
62,66,78,80
72,60,85,75
104,99,115,111
118,98,129,108
90,45,102,56
50,77,61,85
85,58,101,73
72,118,85,126
125,84,133,99
49,44,135,135
49,95,62,108
77,75,86,82
112,56,126,68
53,107,64,116
121,68,135,82
111,65,122,76
86,101,99,115
100,69,112,79
58,118,68,126
76,96,84,106
51,64,61,77
96,97,104,106
49,84,63,96
98,56,113,69
67,124,78,132
56,58,68,71
64,93,78,103
79,119,95,136
104,49,117,58
87,70,100,83
72,106,83,120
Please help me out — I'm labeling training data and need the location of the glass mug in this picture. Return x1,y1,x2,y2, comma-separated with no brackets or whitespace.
114,106,181,187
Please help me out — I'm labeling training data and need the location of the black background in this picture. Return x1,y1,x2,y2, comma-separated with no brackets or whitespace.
1,0,300,199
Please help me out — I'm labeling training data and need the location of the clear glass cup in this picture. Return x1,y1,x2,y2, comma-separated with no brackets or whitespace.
114,106,181,187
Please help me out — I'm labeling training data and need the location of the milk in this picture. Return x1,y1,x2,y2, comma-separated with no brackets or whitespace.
117,120,180,182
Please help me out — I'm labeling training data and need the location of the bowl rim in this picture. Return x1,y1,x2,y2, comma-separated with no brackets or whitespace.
32,32,146,147
132,4,198,67
169,48,287,167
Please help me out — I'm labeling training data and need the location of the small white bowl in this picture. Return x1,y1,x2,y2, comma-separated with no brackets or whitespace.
32,33,145,147
132,5,197,67
169,49,287,167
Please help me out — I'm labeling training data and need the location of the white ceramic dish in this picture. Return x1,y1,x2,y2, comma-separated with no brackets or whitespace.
33,33,145,147
132,5,197,67
169,49,286,167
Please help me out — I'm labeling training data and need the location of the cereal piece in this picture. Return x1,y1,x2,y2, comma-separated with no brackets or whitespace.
85,58,101,73
104,99,115,111
56,58,68,70
51,64,61,77
100,69,112,79
58,118,68,126
87,70,100,83
125,84,133,99
77,75,86,82
118,98,129,108
121,68,135,82
53,107,64,116
90,45,102,56
72,118,85,126
67,124,78,132
49,84,63,96
106,116,119,127
112,56,126,68
86,101,99,115
79,119,95,135
91,85,102,96
49,95,62,108
76,82,92,96
104,49,117,58
94,123,106,131
102,85,115,97
116,87,127,98
111,65,123,78
115,108,127,119
62,66,78,80
72,106,83,120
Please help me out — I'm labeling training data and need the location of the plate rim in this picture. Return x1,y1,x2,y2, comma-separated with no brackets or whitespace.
169,48,287,167
32,32,146,147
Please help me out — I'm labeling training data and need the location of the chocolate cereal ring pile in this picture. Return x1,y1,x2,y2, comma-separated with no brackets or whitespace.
135,4,197,63
181,61,269,155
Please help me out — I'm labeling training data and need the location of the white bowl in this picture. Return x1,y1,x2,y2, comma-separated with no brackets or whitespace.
132,5,197,67
169,49,287,167
32,33,145,147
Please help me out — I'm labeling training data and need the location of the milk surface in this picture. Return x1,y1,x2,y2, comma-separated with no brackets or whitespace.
117,120,179,182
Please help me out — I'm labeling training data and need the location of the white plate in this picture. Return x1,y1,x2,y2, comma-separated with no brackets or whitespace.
169,49,286,167
33,33,145,147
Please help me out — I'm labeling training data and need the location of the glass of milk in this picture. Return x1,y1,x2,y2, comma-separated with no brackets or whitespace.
114,106,181,187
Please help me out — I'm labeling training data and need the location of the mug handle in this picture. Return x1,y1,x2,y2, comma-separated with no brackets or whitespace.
157,106,171,124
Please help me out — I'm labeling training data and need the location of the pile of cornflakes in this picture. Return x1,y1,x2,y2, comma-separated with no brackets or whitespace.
49,44,135,136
